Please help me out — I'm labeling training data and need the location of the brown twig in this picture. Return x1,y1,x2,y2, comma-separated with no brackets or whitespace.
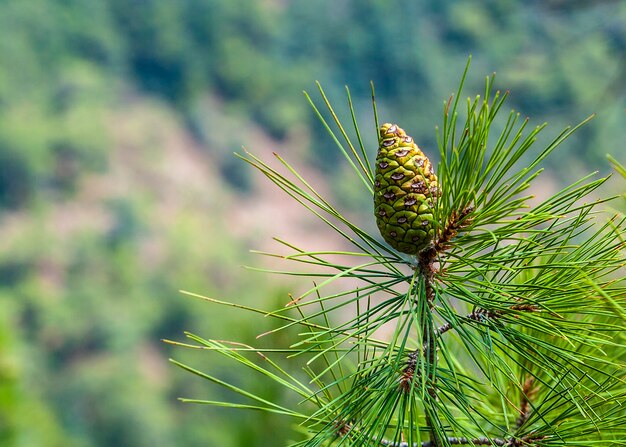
399,351,419,393
434,206,474,252
380,434,547,447
435,308,501,337
436,302,543,338
417,247,438,308
517,376,539,429
380,436,508,446
334,419,352,437
415,248,441,445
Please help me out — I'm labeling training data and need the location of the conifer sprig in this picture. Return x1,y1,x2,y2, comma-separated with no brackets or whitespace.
168,61,626,446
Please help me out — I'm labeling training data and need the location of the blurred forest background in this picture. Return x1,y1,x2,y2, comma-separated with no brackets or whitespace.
0,1,624,446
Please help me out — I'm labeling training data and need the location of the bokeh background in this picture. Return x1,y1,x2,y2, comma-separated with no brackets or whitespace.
0,1,624,446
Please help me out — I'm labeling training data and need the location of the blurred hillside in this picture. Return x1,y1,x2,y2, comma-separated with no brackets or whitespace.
0,1,624,446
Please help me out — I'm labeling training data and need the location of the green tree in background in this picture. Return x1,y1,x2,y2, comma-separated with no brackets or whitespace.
0,1,624,446
171,63,626,445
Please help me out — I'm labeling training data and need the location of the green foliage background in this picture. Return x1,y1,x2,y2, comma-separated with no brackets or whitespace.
0,1,624,446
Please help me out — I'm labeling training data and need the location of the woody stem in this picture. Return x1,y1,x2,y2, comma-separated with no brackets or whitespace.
418,248,439,446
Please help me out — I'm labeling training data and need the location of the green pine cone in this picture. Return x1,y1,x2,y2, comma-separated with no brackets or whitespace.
374,123,440,255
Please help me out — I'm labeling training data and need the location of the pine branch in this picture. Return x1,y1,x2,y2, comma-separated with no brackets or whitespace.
171,60,626,447
417,248,441,446
380,434,548,446
381,436,508,446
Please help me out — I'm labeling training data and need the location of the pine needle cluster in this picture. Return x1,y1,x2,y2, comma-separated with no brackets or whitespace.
166,60,626,446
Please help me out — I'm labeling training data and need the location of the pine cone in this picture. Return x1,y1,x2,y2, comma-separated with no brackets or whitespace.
374,123,440,255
